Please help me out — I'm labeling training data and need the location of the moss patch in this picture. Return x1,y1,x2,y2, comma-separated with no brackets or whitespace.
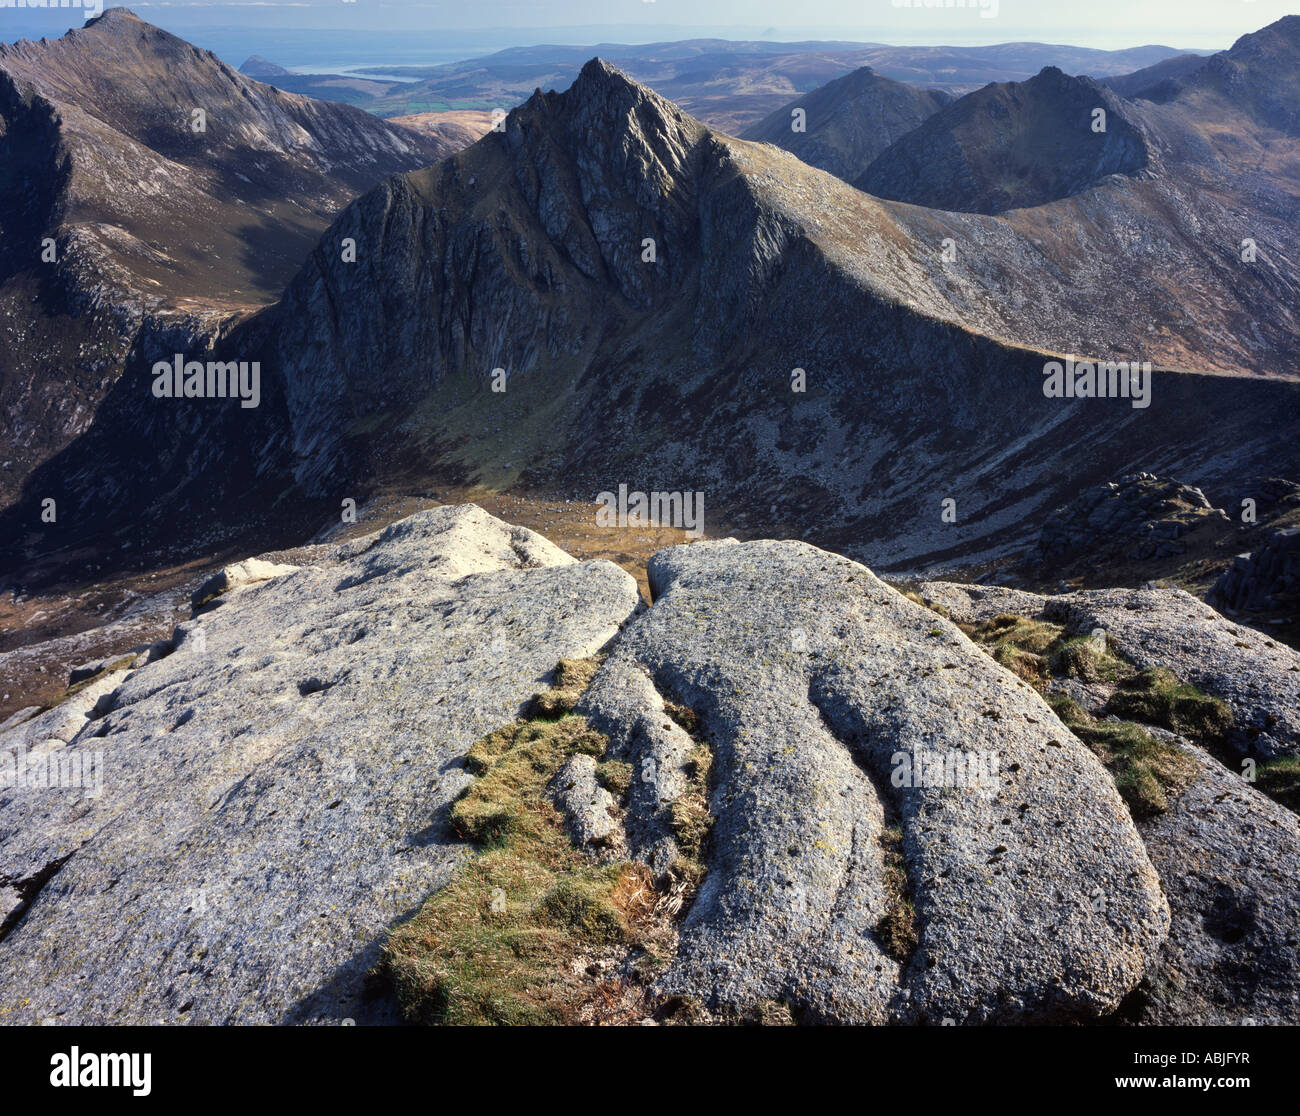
383,660,695,1025
1048,636,1128,683
1048,693,1198,818
1105,667,1233,744
876,824,918,963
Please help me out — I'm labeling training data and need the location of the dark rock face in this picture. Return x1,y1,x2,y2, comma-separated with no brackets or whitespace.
7,22,1300,591
741,67,953,182
7,50,1300,582
856,67,1151,213
1033,472,1228,564
0,9,466,509
1211,528,1300,614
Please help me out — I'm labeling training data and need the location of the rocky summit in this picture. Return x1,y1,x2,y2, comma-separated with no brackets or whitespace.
3,506,1296,1025
2,5,1299,1042
0,507,639,1023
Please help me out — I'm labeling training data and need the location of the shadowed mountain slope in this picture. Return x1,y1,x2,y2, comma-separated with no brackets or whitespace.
0,9,471,507
740,67,952,181
8,56,1296,585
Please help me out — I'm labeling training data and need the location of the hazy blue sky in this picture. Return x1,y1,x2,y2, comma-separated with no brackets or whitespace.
2,0,1295,50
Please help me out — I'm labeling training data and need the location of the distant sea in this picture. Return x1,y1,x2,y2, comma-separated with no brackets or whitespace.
0,17,507,71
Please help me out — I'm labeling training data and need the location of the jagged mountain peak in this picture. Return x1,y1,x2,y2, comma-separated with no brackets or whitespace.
527,55,695,136
1185,13,1300,133
575,55,637,88
855,63,1150,213
739,64,952,180
82,5,143,26
1229,13,1300,54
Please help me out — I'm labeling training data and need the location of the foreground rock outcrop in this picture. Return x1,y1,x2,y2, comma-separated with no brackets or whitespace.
578,540,1169,1023
4,509,1299,1024
920,581,1300,759
1126,739,1300,1024
0,507,640,1023
919,578,1300,1023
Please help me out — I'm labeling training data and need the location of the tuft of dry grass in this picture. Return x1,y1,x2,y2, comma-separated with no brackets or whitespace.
525,657,602,718
669,743,714,864
1048,693,1198,818
960,613,1065,690
383,660,701,1025
1105,667,1233,744
876,824,918,963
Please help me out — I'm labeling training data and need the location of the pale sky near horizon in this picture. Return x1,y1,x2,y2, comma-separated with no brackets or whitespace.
4,0,1297,50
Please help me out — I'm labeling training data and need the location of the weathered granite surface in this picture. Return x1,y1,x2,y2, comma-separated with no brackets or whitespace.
0,506,640,1024
578,539,1169,1023
920,581,1300,758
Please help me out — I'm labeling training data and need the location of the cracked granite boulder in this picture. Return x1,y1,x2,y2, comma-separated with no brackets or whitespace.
1123,734,1300,1024
577,539,1169,1024
0,506,640,1024
920,581,1300,759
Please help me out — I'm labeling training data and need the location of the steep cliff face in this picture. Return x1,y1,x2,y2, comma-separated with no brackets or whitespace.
0,9,470,509
740,67,953,181
8,54,1298,581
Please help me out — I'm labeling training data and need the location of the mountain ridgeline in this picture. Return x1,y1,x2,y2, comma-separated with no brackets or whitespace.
7,44,1298,584
0,9,475,511
740,67,953,181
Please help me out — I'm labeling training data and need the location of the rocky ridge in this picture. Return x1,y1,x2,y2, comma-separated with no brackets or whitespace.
0,9,472,508
10,48,1298,585
3,507,1297,1024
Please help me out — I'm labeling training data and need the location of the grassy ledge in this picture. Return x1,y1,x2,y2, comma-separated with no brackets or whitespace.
960,613,1230,818
1048,693,1198,818
382,658,702,1025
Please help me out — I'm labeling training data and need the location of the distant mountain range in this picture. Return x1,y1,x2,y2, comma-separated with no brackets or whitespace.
239,36,1203,133
4,15,1297,593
